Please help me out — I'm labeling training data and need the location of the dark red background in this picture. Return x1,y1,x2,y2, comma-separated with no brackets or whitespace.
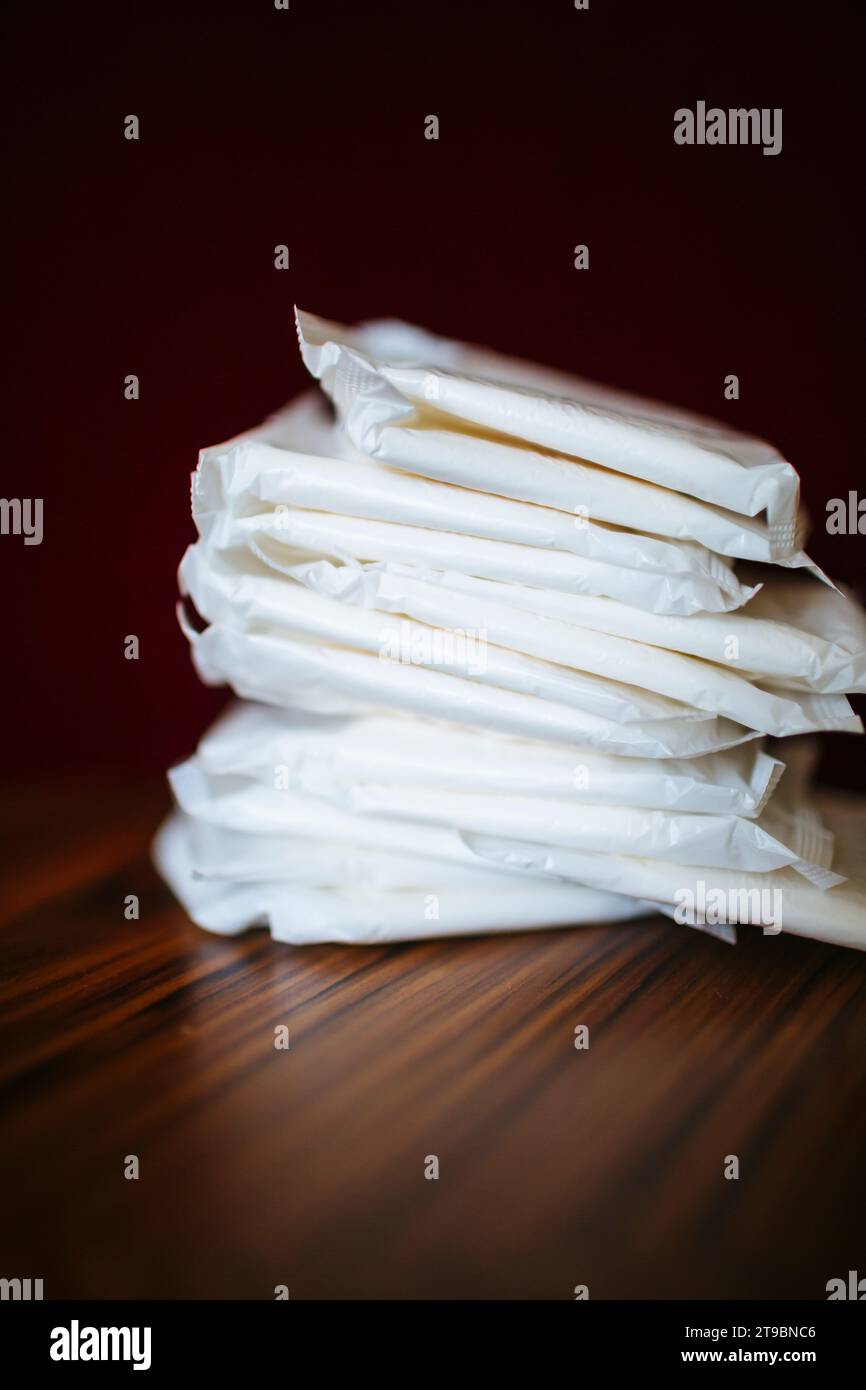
2,0,864,781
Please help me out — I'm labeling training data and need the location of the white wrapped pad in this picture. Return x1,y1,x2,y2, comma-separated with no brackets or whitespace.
368,565,866,695
181,611,761,760
153,812,650,944
277,557,863,739
465,794,866,952
195,393,754,616
168,726,838,887
197,701,783,818
297,310,809,564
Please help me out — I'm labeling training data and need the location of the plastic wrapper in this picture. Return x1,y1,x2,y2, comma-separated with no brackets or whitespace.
297,309,814,565
152,311,866,954
465,793,866,952
199,495,758,613
195,393,754,616
181,608,761,760
229,550,862,738
181,543,710,727
369,565,866,695
167,730,838,887
153,811,651,944
196,700,783,818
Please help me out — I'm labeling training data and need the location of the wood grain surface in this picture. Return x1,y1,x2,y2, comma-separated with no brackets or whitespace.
1,782,865,1300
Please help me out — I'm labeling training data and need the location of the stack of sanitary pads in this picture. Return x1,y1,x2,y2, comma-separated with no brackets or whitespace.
154,312,866,949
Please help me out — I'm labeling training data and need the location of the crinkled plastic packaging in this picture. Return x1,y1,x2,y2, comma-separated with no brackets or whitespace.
297,310,816,566
281,556,862,738
180,602,761,760
466,792,866,952
180,538,862,740
153,812,651,944
152,307,866,952
166,722,839,887
367,564,866,695
196,701,782,818
197,393,753,616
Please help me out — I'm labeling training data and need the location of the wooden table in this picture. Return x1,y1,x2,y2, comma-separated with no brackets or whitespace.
2,782,865,1300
